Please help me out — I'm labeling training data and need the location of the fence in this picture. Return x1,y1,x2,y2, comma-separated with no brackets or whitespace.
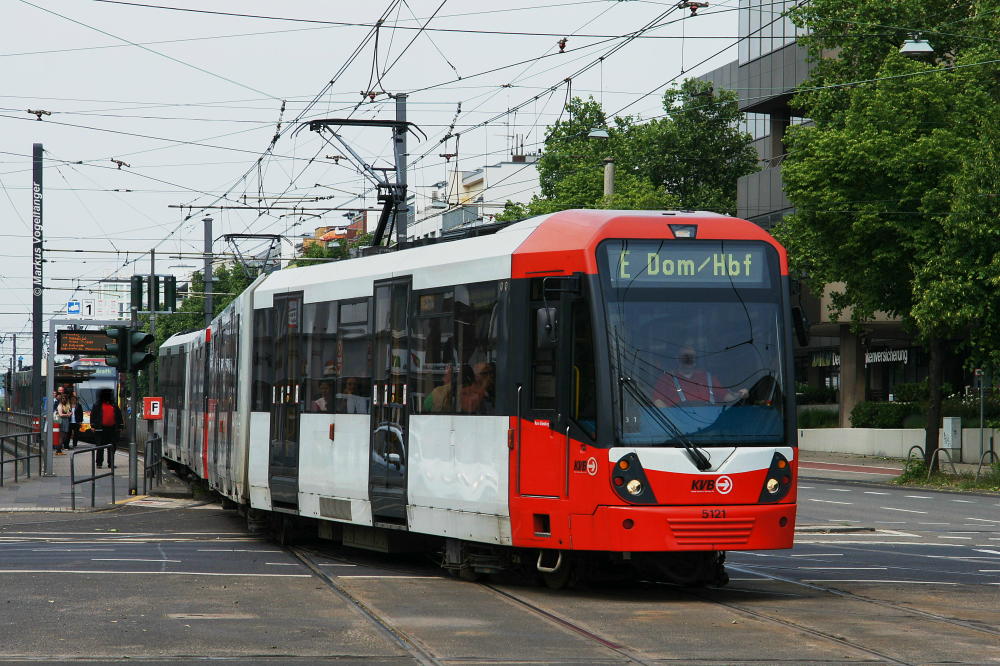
0,411,42,486
68,444,115,511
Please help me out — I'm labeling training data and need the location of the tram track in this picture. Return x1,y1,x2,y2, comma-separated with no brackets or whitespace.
479,583,652,665
726,563,1000,638
290,546,444,666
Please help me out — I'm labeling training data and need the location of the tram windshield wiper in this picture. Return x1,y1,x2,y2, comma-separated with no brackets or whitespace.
618,375,712,471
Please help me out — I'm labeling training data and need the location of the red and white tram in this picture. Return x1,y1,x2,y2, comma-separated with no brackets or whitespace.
157,209,799,586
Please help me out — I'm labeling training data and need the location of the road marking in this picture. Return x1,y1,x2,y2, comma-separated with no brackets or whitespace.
875,521,907,524
974,549,1000,556
904,495,932,499
196,549,283,553
91,558,181,563
938,536,972,540
802,578,956,585
950,499,975,503
828,489,852,492
979,570,1000,572
919,522,949,525
798,567,887,571
318,563,358,567
864,491,890,495
799,486,814,489
264,562,300,566
337,575,442,579
882,507,927,514
31,548,113,552
808,499,853,505
966,517,1000,524
790,553,843,557
0,570,309,577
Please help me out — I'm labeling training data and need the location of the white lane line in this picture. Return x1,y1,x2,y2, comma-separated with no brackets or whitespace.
799,486,814,489
979,570,1000,572
808,499,853,505
728,552,774,557
864,491,890,495
337,576,441,580
966,517,1000,524
974,549,1000,556
0,570,310,577
32,548,113,552
264,562,300,566
790,553,843,557
904,495,932,499
881,507,927,514
91,558,181,563
938,536,973,540
798,567,887,571
951,499,976,503
197,549,283,553
919,522,949,526
802,578,956,585
829,489,852,492
875,521,908,524
318,563,358,567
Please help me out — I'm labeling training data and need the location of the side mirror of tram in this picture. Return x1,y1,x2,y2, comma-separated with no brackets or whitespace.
791,306,810,347
536,307,558,349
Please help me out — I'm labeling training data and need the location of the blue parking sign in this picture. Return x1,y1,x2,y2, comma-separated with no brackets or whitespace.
66,300,81,315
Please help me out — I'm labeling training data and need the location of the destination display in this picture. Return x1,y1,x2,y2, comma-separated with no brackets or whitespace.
57,330,114,355
605,241,770,288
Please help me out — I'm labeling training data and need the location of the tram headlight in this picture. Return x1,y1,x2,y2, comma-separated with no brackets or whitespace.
765,478,779,494
626,479,643,495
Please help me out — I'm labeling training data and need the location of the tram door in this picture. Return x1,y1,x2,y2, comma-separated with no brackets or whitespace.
269,293,303,509
369,278,411,525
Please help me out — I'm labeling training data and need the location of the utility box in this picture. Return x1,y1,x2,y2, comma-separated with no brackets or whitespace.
942,417,962,460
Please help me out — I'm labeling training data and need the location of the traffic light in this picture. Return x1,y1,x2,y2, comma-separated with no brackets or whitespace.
163,275,177,312
104,326,131,371
129,330,155,373
130,275,144,313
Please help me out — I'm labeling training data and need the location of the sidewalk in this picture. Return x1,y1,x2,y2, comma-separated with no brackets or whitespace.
798,448,984,482
0,444,179,512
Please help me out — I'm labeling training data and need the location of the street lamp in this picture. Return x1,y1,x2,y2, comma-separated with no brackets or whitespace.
588,128,614,196
900,34,934,57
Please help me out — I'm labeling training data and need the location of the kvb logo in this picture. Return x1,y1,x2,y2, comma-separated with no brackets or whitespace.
715,475,733,495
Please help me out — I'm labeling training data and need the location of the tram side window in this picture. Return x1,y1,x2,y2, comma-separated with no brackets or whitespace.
455,282,498,415
412,290,455,413
571,301,597,438
303,302,338,414
252,308,273,412
530,279,556,411
336,299,371,414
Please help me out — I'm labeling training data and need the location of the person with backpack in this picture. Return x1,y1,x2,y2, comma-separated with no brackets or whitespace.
90,388,123,468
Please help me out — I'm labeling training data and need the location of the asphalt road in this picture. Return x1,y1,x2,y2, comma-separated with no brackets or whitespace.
0,482,997,664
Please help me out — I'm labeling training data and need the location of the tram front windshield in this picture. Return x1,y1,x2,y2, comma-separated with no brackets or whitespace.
600,239,786,447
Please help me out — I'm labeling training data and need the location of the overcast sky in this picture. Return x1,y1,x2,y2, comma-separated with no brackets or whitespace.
0,0,742,366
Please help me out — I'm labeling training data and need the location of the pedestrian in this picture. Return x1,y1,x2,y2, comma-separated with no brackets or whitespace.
89,388,123,468
55,394,72,455
68,394,83,449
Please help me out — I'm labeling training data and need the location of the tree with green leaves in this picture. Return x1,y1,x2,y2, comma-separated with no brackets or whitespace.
778,0,1000,466
497,80,757,221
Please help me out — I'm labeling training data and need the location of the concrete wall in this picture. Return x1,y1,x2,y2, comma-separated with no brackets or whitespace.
799,427,998,464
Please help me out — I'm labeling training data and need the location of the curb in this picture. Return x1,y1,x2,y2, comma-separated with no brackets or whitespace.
795,525,876,534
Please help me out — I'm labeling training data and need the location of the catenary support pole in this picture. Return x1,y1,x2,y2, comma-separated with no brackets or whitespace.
603,157,615,197
31,143,43,465
203,217,213,327
395,93,408,247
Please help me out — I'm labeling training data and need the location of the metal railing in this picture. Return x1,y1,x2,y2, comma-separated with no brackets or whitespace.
975,449,998,482
927,447,959,479
69,445,116,511
0,411,35,433
0,431,42,486
142,434,163,494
